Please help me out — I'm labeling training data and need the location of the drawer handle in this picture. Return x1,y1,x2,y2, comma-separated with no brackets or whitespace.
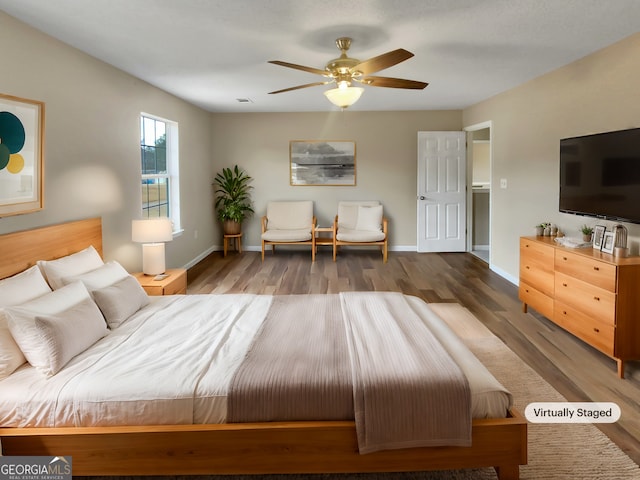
593,266,600,271
593,296,600,301
563,311,567,315
526,266,530,269
562,282,568,287
593,327,600,333
563,256,568,261
525,289,530,293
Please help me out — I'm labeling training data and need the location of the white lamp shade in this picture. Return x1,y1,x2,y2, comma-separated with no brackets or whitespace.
132,218,173,243
324,86,364,108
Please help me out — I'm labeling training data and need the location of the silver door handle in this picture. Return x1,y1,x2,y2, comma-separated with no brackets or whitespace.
419,196,426,200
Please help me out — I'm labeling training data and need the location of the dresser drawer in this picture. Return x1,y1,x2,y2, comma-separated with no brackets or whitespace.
520,238,555,267
520,264,554,297
520,238,554,296
555,272,616,325
554,250,617,292
163,276,187,295
519,281,554,319
554,301,615,356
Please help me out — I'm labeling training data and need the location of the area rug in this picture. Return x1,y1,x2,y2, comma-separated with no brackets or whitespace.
82,304,639,480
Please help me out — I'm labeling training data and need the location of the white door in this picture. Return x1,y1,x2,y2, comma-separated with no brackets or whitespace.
417,131,467,252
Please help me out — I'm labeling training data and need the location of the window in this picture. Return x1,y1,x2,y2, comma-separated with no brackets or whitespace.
140,114,180,231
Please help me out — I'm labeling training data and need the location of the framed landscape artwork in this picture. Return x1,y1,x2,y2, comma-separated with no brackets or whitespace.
290,140,356,186
0,94,45,216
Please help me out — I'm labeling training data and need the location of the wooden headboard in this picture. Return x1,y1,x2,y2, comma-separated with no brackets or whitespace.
0,217,102,280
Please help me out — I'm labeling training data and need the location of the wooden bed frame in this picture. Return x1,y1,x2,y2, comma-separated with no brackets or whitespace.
0,218,527,479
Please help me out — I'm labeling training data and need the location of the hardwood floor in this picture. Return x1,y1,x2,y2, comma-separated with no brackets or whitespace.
187,248,640,465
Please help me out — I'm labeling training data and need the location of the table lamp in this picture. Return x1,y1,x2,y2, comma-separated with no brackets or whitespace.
132,218,173,275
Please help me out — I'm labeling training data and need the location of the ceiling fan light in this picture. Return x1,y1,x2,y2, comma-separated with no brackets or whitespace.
324,86,364,108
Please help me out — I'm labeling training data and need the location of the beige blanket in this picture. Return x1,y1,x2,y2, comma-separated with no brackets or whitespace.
227,294,353,422
228,292,471,453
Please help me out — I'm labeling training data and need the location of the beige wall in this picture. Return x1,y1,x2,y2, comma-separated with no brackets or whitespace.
0,12,214,272
463,32,640,282
211,111,462,248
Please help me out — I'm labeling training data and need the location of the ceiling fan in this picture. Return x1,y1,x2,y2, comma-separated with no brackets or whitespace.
268,37,428,108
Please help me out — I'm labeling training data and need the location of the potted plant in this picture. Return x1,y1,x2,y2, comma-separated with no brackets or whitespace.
213,165,254,235
580,224,594,242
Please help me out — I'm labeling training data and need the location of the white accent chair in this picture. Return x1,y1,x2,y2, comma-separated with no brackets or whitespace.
333,201,388,263
261,201,317,261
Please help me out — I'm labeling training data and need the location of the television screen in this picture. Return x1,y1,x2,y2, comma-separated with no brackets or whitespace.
559,128,640,224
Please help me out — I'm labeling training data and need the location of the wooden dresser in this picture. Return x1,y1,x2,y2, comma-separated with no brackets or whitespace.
519,236,640,378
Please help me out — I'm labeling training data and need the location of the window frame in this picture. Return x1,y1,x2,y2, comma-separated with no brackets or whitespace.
140,113,181,233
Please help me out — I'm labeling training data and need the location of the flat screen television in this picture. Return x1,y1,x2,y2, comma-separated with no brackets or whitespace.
559,127,640,224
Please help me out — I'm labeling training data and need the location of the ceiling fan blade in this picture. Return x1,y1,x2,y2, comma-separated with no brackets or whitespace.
353,49,414,75
361,76,428,89
269,81,329,94
268,60,328,76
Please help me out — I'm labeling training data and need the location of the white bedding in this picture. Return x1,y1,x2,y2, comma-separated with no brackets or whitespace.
0,294,511,428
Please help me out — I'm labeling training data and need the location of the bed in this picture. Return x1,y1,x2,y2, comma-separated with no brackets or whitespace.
0,218,527,479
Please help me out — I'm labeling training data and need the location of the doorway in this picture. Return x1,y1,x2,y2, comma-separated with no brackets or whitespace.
464,122,492,264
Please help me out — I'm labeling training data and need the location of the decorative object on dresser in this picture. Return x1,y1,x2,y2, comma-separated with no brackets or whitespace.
133,268,187,295
519,236,640,378
612,224,629,257
592,225,606,249
132,218,174,275
600,231,615,254
579,224,593,243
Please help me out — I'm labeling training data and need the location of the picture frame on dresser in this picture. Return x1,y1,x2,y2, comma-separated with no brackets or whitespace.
601,231,615,254
592,225,606,249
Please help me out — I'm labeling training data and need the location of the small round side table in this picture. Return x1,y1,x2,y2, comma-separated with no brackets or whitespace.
223,232,242,257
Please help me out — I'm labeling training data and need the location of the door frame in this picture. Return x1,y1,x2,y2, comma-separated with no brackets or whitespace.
463,120,493,261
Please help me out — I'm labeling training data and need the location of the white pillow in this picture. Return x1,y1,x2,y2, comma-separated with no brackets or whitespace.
0,316,27,380
0,265,52,379
61,260,129,291
355,205,383,232
34,296,108,375
0,265,52,305
38,245,104,290
337,204,359,230
92,275,150,329
5,282,97,370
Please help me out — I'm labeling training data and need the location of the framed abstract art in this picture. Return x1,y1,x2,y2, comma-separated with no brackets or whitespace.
0,93,45,216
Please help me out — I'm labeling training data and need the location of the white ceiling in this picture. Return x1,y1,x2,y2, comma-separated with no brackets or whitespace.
2,0,640,113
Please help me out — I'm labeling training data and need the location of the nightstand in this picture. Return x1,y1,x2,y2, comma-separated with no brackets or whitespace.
132,268,187,296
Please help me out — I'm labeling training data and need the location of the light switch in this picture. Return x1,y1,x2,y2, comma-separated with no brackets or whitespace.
500,178,507,189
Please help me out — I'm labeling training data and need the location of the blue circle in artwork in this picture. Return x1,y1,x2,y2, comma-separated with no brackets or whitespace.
0,111,26,154
0,144,10,170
